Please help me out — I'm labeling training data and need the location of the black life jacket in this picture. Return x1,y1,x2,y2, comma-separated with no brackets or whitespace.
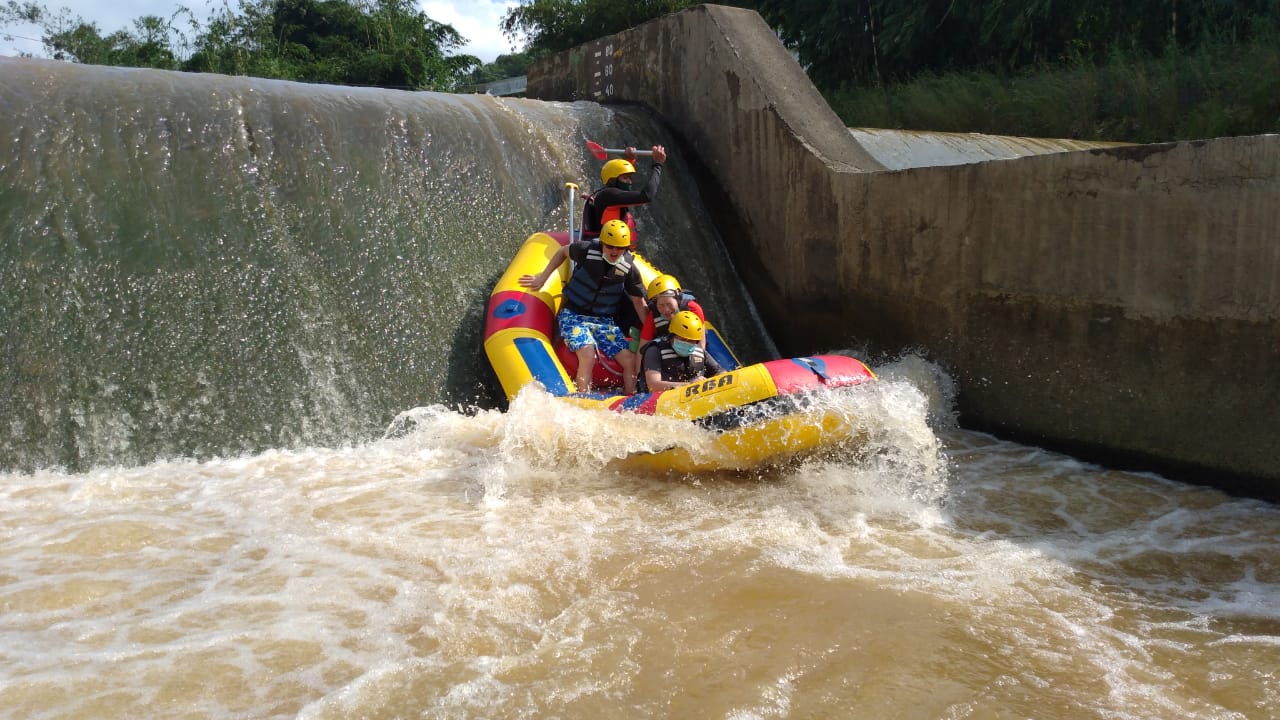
639,337,708,391
562,242,635,318
580,189,635,238
647,291,698,338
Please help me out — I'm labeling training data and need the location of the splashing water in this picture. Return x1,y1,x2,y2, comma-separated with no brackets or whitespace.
2,60,1276,718
3,356,1276,718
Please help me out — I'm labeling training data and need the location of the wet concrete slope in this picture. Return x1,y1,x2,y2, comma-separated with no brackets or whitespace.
528,5,1280,493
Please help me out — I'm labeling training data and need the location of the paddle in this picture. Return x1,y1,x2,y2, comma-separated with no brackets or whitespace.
585,140,654,161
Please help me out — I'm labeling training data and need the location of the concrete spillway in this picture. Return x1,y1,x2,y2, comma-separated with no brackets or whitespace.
529,5,1280,495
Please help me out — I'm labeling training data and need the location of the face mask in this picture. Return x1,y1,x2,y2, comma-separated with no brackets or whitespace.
672,339,696,357
616,179,633,191
602,250,623,265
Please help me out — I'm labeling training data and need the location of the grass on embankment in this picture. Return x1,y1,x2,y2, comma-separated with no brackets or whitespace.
825,35,1280,144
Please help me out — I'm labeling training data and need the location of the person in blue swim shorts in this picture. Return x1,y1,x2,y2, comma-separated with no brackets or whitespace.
519,219,648,394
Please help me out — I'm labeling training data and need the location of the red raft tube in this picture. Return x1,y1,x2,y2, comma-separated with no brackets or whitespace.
484,230,876,472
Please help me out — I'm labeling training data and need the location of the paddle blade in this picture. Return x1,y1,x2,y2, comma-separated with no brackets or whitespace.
585,140,609,160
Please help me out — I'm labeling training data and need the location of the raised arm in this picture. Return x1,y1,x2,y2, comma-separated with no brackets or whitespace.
621,145,666,202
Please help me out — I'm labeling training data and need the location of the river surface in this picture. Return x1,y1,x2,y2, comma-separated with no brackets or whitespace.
3,358,1277,719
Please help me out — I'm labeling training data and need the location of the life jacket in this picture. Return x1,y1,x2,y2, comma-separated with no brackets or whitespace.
562,242,636,318
639,337,708,392
647,291,698,338
580,190,636,239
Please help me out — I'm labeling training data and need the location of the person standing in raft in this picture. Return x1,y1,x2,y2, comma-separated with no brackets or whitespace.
640,310,724,393
519,219,648,395
581,144,668,243
582,144,667,351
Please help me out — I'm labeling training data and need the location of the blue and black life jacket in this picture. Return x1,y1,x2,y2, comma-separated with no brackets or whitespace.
562,243,635,318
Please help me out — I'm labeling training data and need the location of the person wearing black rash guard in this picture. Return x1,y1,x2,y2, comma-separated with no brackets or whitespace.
581,144,668,242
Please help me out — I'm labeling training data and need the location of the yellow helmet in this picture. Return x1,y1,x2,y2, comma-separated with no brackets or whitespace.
668,310,703,342
646,274,682,300
601,158,636,185
599,219,631,248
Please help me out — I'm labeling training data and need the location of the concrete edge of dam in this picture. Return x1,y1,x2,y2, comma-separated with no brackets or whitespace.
528,4,1280,497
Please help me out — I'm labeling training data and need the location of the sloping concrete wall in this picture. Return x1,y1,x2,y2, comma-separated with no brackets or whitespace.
528,5,1280,493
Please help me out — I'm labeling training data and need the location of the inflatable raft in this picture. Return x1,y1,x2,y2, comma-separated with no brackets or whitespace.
483,230,877,472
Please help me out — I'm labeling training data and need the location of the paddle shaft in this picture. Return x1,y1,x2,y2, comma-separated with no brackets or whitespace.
585,140,654,160
600,147,654,157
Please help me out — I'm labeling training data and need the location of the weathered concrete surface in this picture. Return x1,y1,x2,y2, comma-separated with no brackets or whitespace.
849,128,1130,170
528,5,1280,494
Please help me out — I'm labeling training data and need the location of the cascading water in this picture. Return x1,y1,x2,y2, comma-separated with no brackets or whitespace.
2,59,1277,720
0,58,770,472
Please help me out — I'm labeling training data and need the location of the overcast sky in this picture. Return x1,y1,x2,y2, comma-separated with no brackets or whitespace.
1,0,521,63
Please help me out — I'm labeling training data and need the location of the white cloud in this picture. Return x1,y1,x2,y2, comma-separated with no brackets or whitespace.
423,0,522,63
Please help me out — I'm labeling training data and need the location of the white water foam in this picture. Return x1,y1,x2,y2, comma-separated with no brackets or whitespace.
2,358,1277,718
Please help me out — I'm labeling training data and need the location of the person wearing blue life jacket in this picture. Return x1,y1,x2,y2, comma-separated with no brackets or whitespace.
519,219,648,394
580,145,667,242
639,310,724,393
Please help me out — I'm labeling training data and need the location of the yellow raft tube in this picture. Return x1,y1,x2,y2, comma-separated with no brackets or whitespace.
483,230,876,472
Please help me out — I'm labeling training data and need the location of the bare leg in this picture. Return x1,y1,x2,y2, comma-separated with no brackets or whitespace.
574,345,596,393
616,348,638,394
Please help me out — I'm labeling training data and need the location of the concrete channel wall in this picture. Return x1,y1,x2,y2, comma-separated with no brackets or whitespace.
528,5,1280,494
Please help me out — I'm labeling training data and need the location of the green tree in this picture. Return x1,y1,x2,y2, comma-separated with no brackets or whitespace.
749,0,1280,88
1,0,193,67
500,0,717,54
183,0,479,89
463,49,542,86
2,0,481,90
